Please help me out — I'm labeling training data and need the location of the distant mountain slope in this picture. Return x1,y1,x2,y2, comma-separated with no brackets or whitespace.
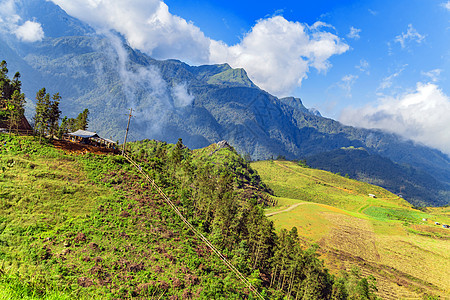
1,0,449,206
251,160,450,299
305,147,450,206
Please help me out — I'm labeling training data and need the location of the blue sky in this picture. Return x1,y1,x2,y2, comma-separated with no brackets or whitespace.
2,0,449,154
162,0,450,154
165,0,449,116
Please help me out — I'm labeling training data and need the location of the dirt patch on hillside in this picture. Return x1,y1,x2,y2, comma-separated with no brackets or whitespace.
53,140,119,155
319,212,380,262
316,212,446,299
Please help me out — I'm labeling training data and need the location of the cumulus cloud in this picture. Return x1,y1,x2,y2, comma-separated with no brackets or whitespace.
50,1,349,96
14,20,44,42
347,26,361,39
210,17,349,96
0,0,45,42
340,83,450,155
50,0,211,64
394,24,425,49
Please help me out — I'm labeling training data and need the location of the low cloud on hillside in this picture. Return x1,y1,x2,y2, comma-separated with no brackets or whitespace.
340,82,450,156
49,0,348,97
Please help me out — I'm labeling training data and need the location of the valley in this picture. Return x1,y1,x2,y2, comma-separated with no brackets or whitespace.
0,2,448,299
252,160,450,299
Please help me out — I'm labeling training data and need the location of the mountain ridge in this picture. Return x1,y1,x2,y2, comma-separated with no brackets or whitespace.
1,0,449,206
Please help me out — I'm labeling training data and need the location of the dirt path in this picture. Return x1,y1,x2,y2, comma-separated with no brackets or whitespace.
265,203,305,217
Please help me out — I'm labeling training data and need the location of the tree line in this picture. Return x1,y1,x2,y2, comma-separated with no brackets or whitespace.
0,60,89,139
0,60,25,132
126,139,378,299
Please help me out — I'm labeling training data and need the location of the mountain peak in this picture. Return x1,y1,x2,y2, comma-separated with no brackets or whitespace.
206,67,256,88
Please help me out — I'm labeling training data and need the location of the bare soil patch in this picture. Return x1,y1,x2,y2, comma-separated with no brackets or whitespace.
52,139,119,155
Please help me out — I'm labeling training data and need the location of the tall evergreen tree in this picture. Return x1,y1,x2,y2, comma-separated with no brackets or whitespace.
48,93,61,139
33,88,49,141
33,88,61,141
6,90,26,133
1,60,24,125
76,108,89,130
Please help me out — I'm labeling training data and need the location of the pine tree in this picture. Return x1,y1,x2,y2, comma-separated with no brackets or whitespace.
58,116,68,139
76,108,89,130
6,90,26,133
1,61,24,126
48,93,61,139
33,88,49,141
33,88,61,141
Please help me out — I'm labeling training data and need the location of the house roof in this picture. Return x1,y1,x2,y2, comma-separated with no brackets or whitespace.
68,130,99,139
102,138,116,144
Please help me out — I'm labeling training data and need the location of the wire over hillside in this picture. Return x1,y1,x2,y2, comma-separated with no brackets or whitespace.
122,152,265,300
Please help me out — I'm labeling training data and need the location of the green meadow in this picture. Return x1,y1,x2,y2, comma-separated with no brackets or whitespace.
251,160,450,299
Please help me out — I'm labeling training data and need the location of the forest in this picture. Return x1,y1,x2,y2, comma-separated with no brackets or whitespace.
0,59,377,298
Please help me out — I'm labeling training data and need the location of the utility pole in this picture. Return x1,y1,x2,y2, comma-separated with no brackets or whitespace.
122,108,134,155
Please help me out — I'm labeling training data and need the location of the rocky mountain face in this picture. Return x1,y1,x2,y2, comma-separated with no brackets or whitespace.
1,0,449,206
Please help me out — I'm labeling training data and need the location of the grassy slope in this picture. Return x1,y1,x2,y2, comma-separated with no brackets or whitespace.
0,135,254,299
251,160,450,299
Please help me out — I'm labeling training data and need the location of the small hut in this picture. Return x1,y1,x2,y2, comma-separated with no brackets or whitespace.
67,130,117,149
67,130,99,144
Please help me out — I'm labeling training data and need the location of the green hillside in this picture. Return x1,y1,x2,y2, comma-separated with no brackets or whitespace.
0,134,380,299
251,160,450,299
305,147,450,207
0,136,253,299
2,0,450,207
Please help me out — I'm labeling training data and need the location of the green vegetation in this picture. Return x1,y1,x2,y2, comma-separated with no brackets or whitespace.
252,160,450,299
0,60,26,132
252,160,403,212
305,148,450,207
206,68,255,87
33,88,62,140
0,135,378,299
363,206,430,223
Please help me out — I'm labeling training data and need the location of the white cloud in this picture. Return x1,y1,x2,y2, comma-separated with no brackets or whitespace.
0,0,45,42
347,26,361,39
421,69,442,82
355,59,370,74
378,65,407,90
338,74,358,97
50,1,349,97
50,0,211,64
14,20,44,42
210,17,349,96
394,24,425,49
172,83,194,108
442,1,450,11
340,83,450,155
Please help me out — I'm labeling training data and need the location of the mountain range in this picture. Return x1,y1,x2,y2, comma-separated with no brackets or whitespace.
1,0,449,206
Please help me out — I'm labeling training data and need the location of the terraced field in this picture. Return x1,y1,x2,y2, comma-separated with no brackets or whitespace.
252,160,450,299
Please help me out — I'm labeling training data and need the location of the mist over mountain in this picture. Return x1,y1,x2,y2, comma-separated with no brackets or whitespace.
1,0,449,206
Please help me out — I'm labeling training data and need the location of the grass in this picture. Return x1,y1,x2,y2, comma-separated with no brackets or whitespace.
251,160,409,213
251,159,450,299
0,135,253,299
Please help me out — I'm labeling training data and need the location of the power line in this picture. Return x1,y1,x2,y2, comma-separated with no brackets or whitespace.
122,152,265,300
122,108,135,155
